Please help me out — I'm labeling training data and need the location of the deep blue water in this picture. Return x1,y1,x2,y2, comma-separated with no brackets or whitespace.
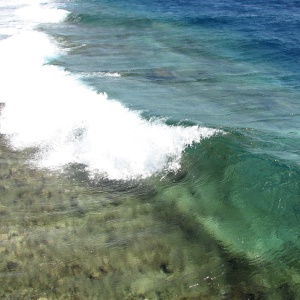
1,0,300,298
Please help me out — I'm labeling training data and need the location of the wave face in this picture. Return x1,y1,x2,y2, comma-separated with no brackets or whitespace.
0,0,218,180
1,0,300,298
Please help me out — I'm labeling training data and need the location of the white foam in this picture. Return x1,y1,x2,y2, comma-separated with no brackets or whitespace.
78,71,122,78
0,0,219,180
0,0,68,39
15,4,68,25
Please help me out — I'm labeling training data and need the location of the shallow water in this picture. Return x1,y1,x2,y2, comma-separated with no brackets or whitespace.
0,136,229,299
1,135,300,299
1,0,300,299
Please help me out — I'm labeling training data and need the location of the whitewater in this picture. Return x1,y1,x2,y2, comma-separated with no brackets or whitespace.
0,0,218,180
1,0,300,299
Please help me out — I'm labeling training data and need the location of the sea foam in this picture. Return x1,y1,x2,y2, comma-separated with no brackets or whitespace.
0,0,219,180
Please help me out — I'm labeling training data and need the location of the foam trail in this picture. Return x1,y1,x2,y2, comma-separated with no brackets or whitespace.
0,0,219,180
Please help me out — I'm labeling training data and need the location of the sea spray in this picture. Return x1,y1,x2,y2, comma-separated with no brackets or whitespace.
2,0,300,298
0,3,219,180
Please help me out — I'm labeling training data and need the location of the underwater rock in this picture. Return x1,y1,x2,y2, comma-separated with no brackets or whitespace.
6,261,19,271
160,262,173,274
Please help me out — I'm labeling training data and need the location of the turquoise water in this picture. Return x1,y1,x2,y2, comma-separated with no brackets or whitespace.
1,0,300,298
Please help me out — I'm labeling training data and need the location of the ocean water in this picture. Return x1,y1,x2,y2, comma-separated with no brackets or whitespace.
1,0,300,298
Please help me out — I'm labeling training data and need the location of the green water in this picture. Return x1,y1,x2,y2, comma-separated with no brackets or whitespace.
1,133,300,299
2,0,300,298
